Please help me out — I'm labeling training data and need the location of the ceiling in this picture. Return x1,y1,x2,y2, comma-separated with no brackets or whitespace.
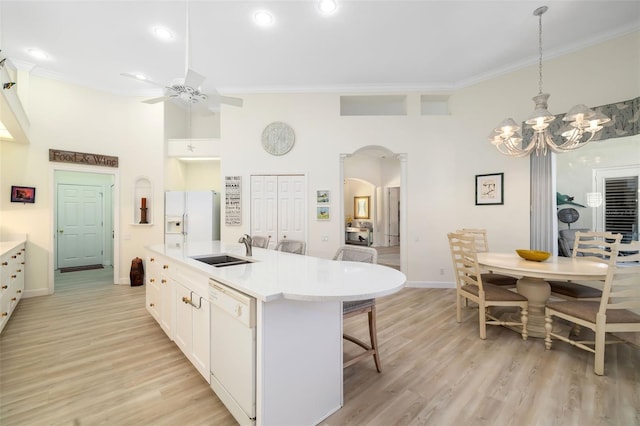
1,1,638,99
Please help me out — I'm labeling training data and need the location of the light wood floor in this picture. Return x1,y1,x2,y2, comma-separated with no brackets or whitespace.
1,269,638,425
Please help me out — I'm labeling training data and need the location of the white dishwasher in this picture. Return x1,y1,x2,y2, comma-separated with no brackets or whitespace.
209,279,256,426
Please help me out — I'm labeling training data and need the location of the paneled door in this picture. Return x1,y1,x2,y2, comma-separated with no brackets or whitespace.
57,184,104,269
251,175,306,248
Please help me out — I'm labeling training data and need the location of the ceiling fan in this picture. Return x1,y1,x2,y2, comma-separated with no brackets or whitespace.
121,2,242,112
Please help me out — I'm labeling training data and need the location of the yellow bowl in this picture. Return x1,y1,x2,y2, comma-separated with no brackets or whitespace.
516,249,551,262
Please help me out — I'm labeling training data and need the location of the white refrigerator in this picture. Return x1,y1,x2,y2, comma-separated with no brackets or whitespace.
165,191,220,247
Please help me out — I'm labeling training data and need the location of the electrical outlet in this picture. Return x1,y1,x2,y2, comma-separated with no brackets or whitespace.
439,268,445,275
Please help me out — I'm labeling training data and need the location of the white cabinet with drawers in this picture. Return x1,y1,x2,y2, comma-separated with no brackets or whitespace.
0,240,26,334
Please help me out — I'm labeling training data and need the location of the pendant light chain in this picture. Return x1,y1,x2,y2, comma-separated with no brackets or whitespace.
537,9,543,96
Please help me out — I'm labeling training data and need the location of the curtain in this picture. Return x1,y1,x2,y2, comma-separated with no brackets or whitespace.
530,153,557,253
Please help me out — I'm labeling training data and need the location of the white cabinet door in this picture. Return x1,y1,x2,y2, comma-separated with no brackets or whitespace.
174,282,193,356
251,175,306,247
159,270,173,337
174,281,210,382
191,293,210,380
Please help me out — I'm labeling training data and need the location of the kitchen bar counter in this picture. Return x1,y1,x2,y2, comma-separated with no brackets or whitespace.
147,241,406,302
146,241,407,426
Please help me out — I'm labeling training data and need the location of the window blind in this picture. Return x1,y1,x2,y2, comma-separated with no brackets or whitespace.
605,176,639,243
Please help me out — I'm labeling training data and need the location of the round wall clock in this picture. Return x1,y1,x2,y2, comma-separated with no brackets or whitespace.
261,122,295,156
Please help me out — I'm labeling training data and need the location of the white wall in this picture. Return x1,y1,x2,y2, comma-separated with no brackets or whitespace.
1,31,637,293
221,32,639,284
0,76,165,294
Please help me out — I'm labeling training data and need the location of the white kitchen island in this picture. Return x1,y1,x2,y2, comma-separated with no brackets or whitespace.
146,241,406,426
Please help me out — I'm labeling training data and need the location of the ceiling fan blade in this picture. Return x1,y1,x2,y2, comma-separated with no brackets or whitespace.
184,69,206,89
120,73,164,88
142,96,169,104
220,96,244,108
206,91,243,108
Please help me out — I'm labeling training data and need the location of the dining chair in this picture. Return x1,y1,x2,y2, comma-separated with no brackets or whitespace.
251,235,270,249
544,240,639,375
275,239,306,255
333,245,381,372
456,228,518,287
448,232,529,340
548,231,622,300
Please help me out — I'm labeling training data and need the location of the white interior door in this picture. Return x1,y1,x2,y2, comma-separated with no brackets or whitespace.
278,175,306,242
251,175,306,247
57,184,104,269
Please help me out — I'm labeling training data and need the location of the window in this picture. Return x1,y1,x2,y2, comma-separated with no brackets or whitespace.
604,176,638,243
596,166,639,243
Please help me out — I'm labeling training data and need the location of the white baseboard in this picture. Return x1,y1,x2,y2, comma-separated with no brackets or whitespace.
24,288,51,298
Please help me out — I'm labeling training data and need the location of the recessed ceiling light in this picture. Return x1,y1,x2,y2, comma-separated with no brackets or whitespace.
26,48,48,60
254,10,274,27
318,0,338,15
153,26,174,41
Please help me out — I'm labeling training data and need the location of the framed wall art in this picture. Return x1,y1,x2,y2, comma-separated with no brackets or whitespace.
354,196,370,219
316,190,330,204
317,206,330,220
10,186,36,203
475,173,504,205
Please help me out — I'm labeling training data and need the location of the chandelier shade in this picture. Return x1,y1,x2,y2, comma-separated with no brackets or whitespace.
489,6,610,157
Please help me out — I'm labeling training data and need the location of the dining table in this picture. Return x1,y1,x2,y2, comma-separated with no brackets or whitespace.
476,252,609,338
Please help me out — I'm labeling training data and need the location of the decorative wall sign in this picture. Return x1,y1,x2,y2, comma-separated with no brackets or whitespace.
225,176,242,225
49,149,119,168
475,173,504,205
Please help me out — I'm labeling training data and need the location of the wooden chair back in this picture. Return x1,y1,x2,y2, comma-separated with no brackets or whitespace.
448,232,484,292
456,228,490,253
572,231,622,265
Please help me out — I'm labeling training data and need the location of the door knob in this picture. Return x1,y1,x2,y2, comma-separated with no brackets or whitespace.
58,229,64,234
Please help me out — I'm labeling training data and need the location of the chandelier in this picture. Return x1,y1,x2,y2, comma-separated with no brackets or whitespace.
489,6,610,157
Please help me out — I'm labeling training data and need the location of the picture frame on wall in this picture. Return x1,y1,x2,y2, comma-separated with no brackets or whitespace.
317,190,330,204
354,196,370,219
475,173,504,205
317,206,330,220
10,186,36,203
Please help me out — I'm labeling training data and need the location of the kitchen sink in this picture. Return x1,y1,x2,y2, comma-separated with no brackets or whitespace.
191,255,253,267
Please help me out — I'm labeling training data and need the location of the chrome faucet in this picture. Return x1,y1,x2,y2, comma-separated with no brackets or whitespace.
238,234,252,257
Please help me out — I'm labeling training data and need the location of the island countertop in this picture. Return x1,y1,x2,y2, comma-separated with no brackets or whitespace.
147,241,406,302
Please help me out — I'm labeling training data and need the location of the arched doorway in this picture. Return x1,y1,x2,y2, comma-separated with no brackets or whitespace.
340,146,407,272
